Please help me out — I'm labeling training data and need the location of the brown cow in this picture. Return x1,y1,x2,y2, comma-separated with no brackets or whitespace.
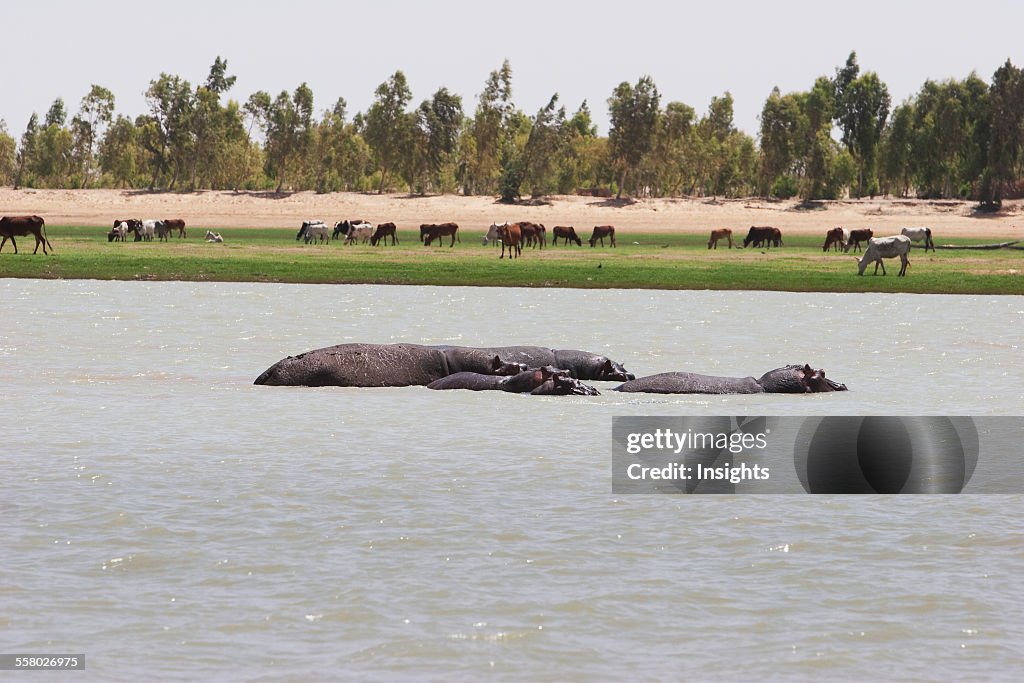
552,226,582,246
498,223,522,259
370,222,399,246
518,221,546,249
823,227,845,252
589,225,616,247
844,228,873,253
742,226,782,248
708,228,733,249
421,222,460,247
162,218,186,238
0,215,53,254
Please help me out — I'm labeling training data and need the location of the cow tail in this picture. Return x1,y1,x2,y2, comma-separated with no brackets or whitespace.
39,216,54,252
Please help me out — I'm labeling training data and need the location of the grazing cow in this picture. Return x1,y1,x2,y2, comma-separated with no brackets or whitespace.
519,221,546,249
742,225,782,248
589,225,616,247
138,219,164,242
305,224,331,244
370,222,399,246
114,218,142,241
155,221,172,242
108,221,129,242
0,215,53,254
822,227,846,252
901,226,935,252
498,223,522,259
857,235,911,276
204,230,224,243
708,228,733,249
843,228,873,253
343,222,374,245
552,225,582,246
421,222,460,247
163,218,186,238
332,219,365,240
483,222,507,246
296,221,328,243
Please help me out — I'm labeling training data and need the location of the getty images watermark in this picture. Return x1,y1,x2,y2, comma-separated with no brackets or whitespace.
612,416,1024,494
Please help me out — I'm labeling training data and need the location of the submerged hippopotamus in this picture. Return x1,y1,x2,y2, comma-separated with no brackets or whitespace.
253,343,527,387
462,346,634,382
254,343,633,388
615,364,847,394
427,366,600,395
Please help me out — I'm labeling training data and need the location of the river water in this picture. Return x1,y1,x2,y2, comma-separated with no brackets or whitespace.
2,279,1023,680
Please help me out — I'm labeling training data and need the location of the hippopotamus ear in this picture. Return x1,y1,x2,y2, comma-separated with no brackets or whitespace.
490,355,502,370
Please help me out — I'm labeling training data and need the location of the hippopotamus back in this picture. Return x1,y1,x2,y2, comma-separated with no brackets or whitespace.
472,346,633,381
254,343,450,387
616,372,764,394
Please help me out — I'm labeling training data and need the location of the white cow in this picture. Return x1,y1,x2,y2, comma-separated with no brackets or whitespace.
858,235,912,276
483,222,508,246
343,222,374,245
140,219,160,242
109,221,129,242
303,224,330,244
901,226,935,252
204,230,224,243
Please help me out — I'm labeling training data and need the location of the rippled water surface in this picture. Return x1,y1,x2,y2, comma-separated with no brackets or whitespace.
2,279,1023,680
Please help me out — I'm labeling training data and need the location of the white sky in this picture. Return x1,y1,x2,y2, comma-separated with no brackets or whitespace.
3,1,1023,140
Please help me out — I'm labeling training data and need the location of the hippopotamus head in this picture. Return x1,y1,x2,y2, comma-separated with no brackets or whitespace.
491,355,529,376
595,358,635,382
757,364,848,393
800,364,848,392
530,366,601,396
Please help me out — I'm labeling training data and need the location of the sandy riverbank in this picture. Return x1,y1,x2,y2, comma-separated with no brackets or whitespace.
1,188,1021,239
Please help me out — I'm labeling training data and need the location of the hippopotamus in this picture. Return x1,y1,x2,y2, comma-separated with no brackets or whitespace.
254,343,633,387
615,364,847,394
427,366,600,395
462,346,635,382
253,343,527,387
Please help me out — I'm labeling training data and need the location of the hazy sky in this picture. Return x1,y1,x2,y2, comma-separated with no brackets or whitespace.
4,1,1023,140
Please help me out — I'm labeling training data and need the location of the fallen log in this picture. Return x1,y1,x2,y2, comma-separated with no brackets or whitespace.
934,240,1020,250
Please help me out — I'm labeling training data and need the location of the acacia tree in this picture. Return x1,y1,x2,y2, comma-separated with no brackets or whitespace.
983,60,1024,207
607,76,660,198
248,83,314,191
0,120,16,185
833,53,891,196
364,70,413,193
145,73,195,188
416,87,463,193
71,85,115,187
462,60,515,195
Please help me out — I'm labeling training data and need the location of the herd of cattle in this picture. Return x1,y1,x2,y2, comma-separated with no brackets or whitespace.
2,211,938,277
706,224,935,276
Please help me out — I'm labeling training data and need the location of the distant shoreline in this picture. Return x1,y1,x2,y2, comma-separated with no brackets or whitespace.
2,188,1022,239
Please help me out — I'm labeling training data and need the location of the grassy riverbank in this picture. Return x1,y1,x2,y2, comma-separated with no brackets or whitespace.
1,225,1022,294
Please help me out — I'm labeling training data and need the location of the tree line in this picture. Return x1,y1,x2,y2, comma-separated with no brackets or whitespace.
1,53,1023,207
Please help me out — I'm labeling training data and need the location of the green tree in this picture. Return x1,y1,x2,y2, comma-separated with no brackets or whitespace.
99,115,138,187
145,73,196,188
365,70,413,193
71,85,115,187
16,113,39,187
758,87,801,196
0,120,16,185
833,53,891,196
416,87,463,194
983,60,1024,207
607,76,661,198
248,83,315,191
462,60,515,195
